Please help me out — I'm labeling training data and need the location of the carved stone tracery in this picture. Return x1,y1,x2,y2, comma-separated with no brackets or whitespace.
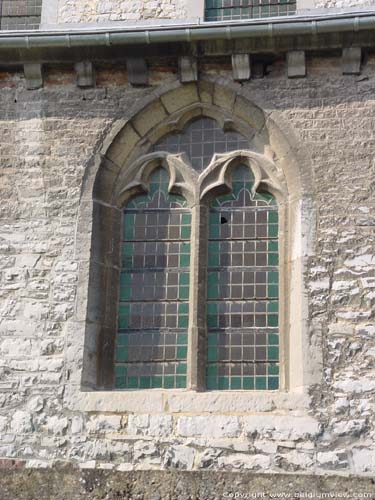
116,149,286,208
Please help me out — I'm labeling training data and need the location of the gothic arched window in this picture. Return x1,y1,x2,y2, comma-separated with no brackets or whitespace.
113,117,282,391
115,168,191,389
206,165,279,390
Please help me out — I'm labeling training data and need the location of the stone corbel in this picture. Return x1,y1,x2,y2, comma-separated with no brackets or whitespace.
75,61,95,87
342,47,362,75
24,63,43,90
126,58,149,86
286,51,306,79
179,56,198,83
232,54,251,81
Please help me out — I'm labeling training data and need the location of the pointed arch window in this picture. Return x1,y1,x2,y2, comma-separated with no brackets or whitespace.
115,168,191,389
206,165,279,391
113,117,284,391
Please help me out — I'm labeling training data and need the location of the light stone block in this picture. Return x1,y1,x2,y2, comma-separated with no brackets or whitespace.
287,51,306,78
179,57,198,83
232,54,251,81
24,64,43,90
177,416,240,439
342,47,362,75
242,415,321,440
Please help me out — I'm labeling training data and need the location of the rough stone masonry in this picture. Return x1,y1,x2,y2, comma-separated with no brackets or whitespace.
0,0,375,496
0,54,374,480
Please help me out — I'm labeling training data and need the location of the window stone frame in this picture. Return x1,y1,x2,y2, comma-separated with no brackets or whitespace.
65,81,321,414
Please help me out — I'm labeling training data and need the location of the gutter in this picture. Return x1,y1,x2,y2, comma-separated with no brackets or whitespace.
0,12,375,49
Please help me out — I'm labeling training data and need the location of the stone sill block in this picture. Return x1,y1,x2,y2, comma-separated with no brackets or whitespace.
67,388,310,413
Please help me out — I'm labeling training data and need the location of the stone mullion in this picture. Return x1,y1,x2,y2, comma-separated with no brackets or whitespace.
187,203,208,391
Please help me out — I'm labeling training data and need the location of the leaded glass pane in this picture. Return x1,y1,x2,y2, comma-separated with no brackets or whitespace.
205,0,296,21
206,164,279,390
115,168,190,389
0,0,42,30
153,117,251,172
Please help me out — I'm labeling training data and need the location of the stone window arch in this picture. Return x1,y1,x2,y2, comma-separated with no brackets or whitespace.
69,83,318,413
110,115,286,392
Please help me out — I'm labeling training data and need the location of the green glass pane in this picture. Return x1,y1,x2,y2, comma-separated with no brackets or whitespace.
176,363,187,375
119,287,131,301
118,313,130,329
179,303,189,314
268,253,279,266
122,242,133,255
115,365,127,377
181,243,190,254
268,315,279,328
115,347,127,362
207,377,218,389
207,315,218,328
177,333,188,345
151,376,163,388
117,334,129,346
268,211,278,223
176,376,186,388
127,377,138,389
207,347,218,362
181,214,191,225
179,273,190,286
269,224,278,238
140,377,151,389
268,271,279,284
243,377,255,390
230,377,242,390
164,376,175,389
177,346,188,359
209,223,220,239
178,316,188,328
208,333,218,346
124,224,134,240
206,364,218,376
268,363,279,375
179,286,189,300
268,377,279,390
268,346,279,361
208,241,219,253
268,333,279,345
207,286,219,300
208,253,220,267
268,301,279,313
120,273,132,286
255,377,267,390
207,302,218,315
115,377,127,389
217,377,230,390
181,226,191,239
268,285,279,298
268,241,278,252
208,272,218,285
179,254,190,267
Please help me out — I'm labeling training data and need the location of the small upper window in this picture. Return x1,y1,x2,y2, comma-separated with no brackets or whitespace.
204,0,296,21
0,0,42,30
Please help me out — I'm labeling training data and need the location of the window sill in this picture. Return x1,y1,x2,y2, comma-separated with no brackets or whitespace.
65,387,310,414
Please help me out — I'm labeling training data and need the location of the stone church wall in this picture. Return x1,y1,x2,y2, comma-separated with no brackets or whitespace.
54,0,375,25
57,0,188,23
0,57,374,475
